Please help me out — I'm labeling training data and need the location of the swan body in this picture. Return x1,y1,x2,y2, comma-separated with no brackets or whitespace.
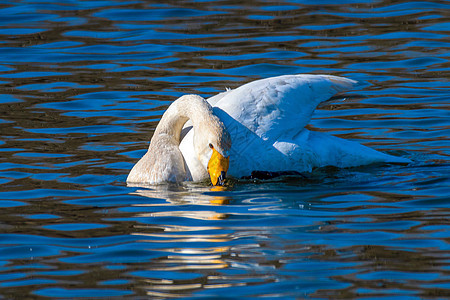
128,74,410,185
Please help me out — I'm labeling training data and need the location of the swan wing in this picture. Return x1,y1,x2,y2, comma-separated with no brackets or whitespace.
211,74,357,142
273,129,411,173
304,130,411,166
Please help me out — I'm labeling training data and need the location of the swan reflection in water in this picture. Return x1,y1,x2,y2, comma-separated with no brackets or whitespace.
129,183,231,208
126,183,290,297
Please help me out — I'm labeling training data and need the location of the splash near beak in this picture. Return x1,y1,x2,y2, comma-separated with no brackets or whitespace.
208,148,229,186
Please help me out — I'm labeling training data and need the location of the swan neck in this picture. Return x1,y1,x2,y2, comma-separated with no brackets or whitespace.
155,95,213,144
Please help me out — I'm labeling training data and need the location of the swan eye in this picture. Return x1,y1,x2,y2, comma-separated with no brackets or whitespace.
209,143,214,149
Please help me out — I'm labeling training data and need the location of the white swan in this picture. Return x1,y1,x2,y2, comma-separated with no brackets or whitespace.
127,74,410,185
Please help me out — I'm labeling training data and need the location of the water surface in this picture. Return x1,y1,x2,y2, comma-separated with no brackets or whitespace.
0,0,449,298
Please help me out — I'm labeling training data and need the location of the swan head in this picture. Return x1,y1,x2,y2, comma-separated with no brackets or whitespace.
193,116,231,186
207,143,229,186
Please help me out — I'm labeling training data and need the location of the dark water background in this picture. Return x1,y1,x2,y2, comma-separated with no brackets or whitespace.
0,0,449,298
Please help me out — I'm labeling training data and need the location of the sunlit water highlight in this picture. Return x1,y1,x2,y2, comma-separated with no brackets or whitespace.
0,0,449,298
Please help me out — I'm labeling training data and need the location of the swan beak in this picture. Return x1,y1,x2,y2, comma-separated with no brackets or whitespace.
208,149,229,186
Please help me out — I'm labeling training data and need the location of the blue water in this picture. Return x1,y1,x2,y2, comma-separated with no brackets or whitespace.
0,0,449,298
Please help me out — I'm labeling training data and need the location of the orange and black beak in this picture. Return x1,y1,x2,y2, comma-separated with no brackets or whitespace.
207,148,229,186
